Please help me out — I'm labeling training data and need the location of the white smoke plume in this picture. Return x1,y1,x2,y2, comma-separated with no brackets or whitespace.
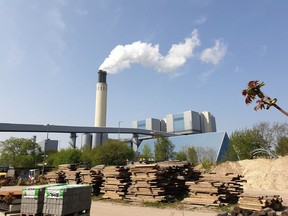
99,29,200,74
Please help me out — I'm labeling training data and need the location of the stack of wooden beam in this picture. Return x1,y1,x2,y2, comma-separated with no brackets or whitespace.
126,164,166,202
158,161,200,193
78,168,91,184
45,170,66,183
0,191,22,214
182,172,245,206
89,165,105,195
238,194,283,211
127,162,197,202
78,165,105,195
201,173,245,203
101,166,131,199
45,164,73,184
45,164,84,184
158,161,200,180
64,170,79,184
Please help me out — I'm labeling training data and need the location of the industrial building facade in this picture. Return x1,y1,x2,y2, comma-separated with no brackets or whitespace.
138,131,229,162
132,110,216,135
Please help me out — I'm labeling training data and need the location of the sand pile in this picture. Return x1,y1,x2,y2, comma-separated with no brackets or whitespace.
213,156,288,191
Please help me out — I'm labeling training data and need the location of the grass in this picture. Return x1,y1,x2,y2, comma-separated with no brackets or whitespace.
215,204,236,213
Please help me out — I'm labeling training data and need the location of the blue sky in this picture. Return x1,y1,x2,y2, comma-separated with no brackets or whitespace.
0,0,287,148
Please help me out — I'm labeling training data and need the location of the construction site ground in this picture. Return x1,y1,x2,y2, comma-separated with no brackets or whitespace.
0,156,288,215
0,186,287,216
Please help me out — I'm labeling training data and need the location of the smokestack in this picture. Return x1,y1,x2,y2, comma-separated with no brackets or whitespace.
94,70,107,127
93,70,108,147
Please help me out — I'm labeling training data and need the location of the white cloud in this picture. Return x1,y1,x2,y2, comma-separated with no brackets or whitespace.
194,16,207,25
200,39,227,64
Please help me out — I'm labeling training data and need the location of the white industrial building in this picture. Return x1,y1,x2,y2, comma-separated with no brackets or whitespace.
131,118,166,132
132,110,216,135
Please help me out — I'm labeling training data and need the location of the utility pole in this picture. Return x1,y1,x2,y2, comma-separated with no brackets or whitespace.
118,121,122,140
42,124,49,176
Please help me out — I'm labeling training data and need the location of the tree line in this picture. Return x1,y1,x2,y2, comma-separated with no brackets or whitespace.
0,121,288,168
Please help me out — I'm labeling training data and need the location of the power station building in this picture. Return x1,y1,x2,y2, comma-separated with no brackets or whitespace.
91,69,229,161
132,111,228,161
132,110,216,135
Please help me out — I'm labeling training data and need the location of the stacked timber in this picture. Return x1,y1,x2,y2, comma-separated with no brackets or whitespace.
127,162,197,202
64,170,78,184
45,164,85,184
127,164,167,202
158,161,199,198
238,194,283,211
45,164,72,184
45,170,66,183
78,168,91,184
101,166,131,199
58,164,73,170
201,172,245,203
158,161,200,181
183,172,245,206
89,165,105,195
0,191,22,213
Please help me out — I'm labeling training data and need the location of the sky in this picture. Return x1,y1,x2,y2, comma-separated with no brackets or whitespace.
0,0,287,149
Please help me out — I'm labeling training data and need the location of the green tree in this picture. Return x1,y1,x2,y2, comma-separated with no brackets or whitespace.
0,137,42,167
187,147,198,164
175,150,187,161
195,146,217,163
140,144,153,161
80,145,97,166
220,142,238,162
276,136,288,156
154,134,175,162
48,148,82,167
251,121,288,150
97,140,135,165
229,128,266,160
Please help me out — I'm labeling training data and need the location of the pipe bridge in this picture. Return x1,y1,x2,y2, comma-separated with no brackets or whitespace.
0,123,175,149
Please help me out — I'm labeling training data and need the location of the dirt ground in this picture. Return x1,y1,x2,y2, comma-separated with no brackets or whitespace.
213,156,288,206
90,201,219,216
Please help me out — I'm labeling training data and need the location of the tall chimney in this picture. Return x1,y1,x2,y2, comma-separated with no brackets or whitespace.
93,70,108,147
94,70,107,127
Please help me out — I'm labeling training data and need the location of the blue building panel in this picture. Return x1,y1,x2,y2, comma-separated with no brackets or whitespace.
138,131,229,162
137,120,146,129
173,113,184,132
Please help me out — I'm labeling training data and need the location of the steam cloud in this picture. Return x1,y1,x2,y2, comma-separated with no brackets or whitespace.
99,29,227,74
100,30,200,74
